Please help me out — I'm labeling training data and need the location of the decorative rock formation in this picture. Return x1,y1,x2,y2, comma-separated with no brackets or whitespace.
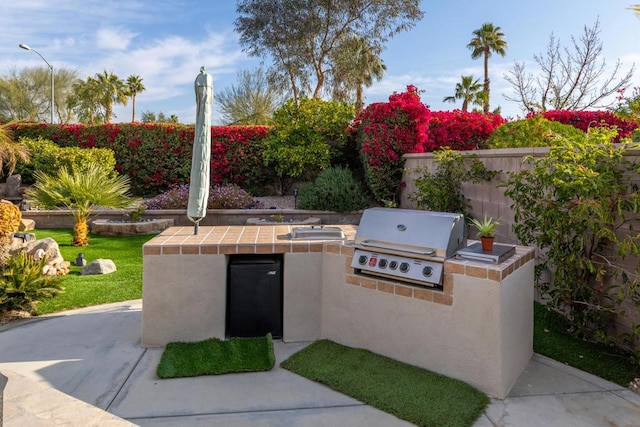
5,174,21,198
91,219,174,236
18,219,35,231
8,237,71,276
81,259,117,275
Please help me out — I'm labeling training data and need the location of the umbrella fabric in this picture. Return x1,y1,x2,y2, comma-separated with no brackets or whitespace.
187,67,213,222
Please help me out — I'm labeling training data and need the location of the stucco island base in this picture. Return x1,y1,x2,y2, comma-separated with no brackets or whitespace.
142,225,534,399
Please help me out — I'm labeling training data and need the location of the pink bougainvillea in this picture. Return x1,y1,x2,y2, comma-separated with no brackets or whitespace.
427,110,506,151
527,110,637,142
354,85,431,203
9,122,273,196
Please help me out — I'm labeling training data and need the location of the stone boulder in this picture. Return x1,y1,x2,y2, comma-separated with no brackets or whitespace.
5,174,21,197
10,237,63,266
8,237,70,275
81,259,117,275
18,219,35,231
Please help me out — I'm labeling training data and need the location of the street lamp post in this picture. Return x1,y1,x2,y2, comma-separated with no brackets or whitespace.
19,44,54,123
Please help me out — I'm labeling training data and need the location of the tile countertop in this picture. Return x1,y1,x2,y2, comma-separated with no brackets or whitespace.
143,225,359,256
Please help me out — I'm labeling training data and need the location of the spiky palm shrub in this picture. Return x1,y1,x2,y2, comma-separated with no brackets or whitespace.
0,252,63,314
0,121,31,178
26,164,139,246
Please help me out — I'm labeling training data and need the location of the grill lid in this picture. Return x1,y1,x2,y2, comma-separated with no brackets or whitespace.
355,208,466,259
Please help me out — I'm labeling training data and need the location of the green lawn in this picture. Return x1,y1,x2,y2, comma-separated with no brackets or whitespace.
282,340,489,427
533,302,639,386
31,228,155,315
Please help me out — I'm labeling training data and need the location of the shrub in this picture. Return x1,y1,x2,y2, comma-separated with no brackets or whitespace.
263,97,355,195
0,199,21,243
427,111,506,151
409,148,497,219
10,123,274,197
15,136,117,183
354,85,431,205
504,127,640,356
145,184,260,210
488,116,586,148
297,166,369,213
0,252,63,314
529,110,637,142
0,199,21,268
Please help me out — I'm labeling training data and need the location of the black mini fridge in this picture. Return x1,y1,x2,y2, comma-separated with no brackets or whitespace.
227,255,283,338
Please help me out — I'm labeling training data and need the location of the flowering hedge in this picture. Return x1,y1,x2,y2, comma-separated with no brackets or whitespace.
9,123,273,196
353,85,431,203
528,110,637,142
427,110,506,150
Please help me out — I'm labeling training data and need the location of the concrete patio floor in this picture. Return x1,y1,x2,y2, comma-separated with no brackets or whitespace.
1,300,639,426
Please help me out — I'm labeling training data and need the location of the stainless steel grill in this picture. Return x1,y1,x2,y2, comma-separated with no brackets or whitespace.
351,208,466,287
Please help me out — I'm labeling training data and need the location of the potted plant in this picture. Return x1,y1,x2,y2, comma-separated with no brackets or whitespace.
469,214,501,252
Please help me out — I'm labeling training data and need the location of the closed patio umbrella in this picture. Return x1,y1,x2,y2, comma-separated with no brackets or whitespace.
187,67,213,235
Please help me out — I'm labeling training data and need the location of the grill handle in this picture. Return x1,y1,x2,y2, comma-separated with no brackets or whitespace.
359,239,436,256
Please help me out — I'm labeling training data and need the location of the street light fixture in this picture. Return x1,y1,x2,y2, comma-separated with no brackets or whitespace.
19,43,54,123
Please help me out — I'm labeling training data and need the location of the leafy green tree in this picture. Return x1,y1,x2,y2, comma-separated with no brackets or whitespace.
25,164,139,246
126,75,145,123
96,71,128,123
216,68,285,125
262,97,354,194
331,34,386,113
504,20,633,113
442,75,484,112
0,67,79,123
467,22,507,113
235,0,423,101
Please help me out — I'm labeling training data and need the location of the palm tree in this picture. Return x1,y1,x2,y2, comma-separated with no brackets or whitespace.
25,164,139,246
467,23,507,113
95,71,128,123
0,122,30,178
69,76,104,125
126,75,145,122
443,75,484,112
332,34,386,114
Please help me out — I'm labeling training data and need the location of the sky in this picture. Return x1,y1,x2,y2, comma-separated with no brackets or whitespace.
2,0,640,124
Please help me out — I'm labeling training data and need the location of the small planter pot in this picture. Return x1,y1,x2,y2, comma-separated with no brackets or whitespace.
481,236,495,252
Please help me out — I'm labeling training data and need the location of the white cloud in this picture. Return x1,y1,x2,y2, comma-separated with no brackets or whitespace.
96,27,139,51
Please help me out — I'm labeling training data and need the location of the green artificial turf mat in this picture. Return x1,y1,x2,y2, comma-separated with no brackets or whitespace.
156,333,275,379
281,340,489,427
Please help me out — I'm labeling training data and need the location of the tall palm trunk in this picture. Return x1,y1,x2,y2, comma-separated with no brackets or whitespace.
355,85,364,114
131,94,137,122
483,48,490,113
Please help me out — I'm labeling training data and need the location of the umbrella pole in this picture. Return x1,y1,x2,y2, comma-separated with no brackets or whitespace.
194,222,199,235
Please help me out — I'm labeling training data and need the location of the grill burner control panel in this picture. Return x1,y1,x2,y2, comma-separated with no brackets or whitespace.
351,249,444,288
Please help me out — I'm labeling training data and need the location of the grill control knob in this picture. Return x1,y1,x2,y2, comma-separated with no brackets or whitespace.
422,266,433,277
369,257,377,267
358,255,368,265
378,259,388,269
389,261,398,270
399,262,410,273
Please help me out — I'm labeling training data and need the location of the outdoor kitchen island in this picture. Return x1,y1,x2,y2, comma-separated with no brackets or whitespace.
142,223,535,399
